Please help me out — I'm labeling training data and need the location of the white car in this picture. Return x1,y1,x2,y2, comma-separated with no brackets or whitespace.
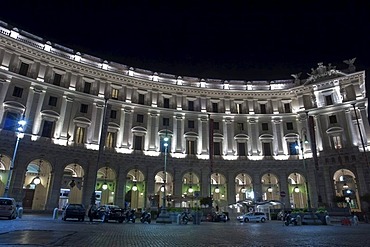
237,212,267,223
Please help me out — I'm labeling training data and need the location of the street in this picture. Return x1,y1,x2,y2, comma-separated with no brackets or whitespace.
0,214,370,246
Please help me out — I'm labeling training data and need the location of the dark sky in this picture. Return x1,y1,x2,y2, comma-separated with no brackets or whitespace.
1,1,369,81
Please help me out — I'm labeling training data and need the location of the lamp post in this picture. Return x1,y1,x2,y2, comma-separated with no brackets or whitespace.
3,113,26,197
156,133,171,223
300,128,312,212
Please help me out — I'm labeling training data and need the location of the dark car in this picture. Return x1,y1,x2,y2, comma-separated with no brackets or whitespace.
88,205,125,223
62,204,86,221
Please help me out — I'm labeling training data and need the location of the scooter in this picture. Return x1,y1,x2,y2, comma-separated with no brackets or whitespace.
140,211,151,224
284,214,298,226
125,209,136,223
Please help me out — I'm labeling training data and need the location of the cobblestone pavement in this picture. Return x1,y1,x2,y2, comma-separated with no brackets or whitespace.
1,214,370,247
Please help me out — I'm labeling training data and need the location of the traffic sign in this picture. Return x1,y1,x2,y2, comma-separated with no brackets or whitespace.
280,191,286,197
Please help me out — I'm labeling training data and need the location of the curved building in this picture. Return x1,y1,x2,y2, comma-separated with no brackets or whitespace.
0,21,369,214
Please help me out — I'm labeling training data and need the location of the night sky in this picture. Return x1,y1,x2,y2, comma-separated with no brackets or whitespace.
1,1,369,82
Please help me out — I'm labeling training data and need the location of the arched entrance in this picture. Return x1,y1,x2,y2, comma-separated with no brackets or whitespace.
96,166,116,206
154,171,173,208
262,173,280,201
125,169,145,210
288,172,307,209
235,173,253,203
211,173,227,211
59,162,85,209
0,154,11,196
23,159,52,210
181,171,200,207
333,169,360,211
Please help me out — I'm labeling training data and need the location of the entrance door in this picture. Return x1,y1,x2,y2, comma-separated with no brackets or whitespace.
23,189,35,209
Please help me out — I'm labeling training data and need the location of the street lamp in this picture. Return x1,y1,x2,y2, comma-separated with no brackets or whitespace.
3,113,26,197
156,133,171,223
300,128,312,212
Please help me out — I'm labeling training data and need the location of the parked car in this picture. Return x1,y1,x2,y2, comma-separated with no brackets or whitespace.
62,203,86,221
0,197,17,220
237,212,267,223
89,205,125,223
207,212,228,222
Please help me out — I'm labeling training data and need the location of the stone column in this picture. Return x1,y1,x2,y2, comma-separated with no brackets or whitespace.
313,115,324,151
115,165,126,208
28,87,45,135
121,108,133,149
147,112,159,151
272,119,284,155
227,173,235,204
199,117,209,155
224,118,234,155
0,79,10,124
45,165,64,210
248,119,259,156
358,104,370,144
344,108,356,147
89,102,104,145
174,115,184,153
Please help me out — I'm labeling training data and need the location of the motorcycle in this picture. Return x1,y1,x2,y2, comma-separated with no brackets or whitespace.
284,214,298,226
180,211,190,225
125,209,136,223
140,211,151,224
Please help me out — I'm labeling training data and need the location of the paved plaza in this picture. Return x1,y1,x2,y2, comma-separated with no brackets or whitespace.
0,214,370,246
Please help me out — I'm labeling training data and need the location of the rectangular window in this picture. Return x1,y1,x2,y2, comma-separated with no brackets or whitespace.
75,126,85,144
163,118,169,126
262,123,269,131
138,94,145,104
238,143,246,156
83,82,91,94
284,103,291,113
2,112,18,131
80,104,88,113
188,101,194,111
260,104,266,114
288,142,298,155
106,132,116,148
19,62,29,76
212,102,218,113
53,73,62,86
137,114,144,123
236,103,242,114
325,95,333,105
41,120,54,138
48,96,58,107
111,88,119,100
214,142,221,155
333,136,342,149
163,98,170,108
329,115,337,124
237,123,244,131
134,135,143,150
110,110,117,119
188,120,195,129
263,142,272,156
12,86,23,98
186,140,196,155
286,122,293,130
213,121,220,130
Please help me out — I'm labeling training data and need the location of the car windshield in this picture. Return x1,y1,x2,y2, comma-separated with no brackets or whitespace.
68,204,83,209
0,199,13,205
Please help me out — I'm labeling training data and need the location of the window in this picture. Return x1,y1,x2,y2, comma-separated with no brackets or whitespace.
163,98,170,108
263,142,272,156
83,82,91,94
236,103,242,114
333,136,342,149
260,104,266,114
325,95,333,105
12,86,23,98
213,121,220,130
137,114,144,123
284,103,291,113
262,123,269,131
41,120,54,138
138,94,145,104
134,135,143,150
48,96,58,107
106,132,116,148
329,115,337,124
286,122,293,130
237,123,244,131
2,112,18,131
75,126,85,144
53,73,62,86
19,62,29,76
186,140,196,155
188,101,194,111
288,142,299,155
110,110,117,119
80,104,88,113
163,118,169,126
238,143,246,156
212,102,218,113
111,88,119,100
188,120,195,129
214,142,221,155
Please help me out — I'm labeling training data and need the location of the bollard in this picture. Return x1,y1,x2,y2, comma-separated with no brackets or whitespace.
177,214,181,224
17,207,23,219
53,207,59,220
325,215,331,225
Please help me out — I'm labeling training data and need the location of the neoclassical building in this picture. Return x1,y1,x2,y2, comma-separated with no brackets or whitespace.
0,21,369,214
